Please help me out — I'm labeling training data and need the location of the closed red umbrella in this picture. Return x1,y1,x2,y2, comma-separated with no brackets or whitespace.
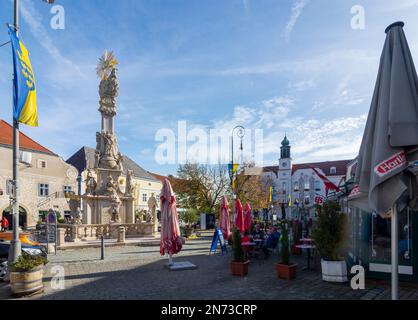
219,196,231,240
160,179,182,264
234,199,244,234
244,203,252,232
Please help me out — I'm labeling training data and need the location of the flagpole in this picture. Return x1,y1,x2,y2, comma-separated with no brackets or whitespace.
9,0,21,264
391,204,399,300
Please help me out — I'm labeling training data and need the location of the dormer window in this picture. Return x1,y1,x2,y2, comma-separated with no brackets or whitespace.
330,167,337,175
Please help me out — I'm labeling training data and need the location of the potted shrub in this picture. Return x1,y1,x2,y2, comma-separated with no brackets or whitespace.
312,201,348,283
291,220,302,255
9,253,48,297
230,229,249,276
276,220,297,280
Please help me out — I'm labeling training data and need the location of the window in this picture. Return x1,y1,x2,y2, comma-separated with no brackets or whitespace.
330,167,337,175
304,182,310,191
314,180,321,191
294,182,299,191
304,196,310,205
38,184,49,197
142,193,147,202
282,182,287,190
63,186,72,193
38,160,47,169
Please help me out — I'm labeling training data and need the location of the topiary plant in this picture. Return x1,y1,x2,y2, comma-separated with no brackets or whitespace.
232,229,245,262
280,220,290,265
312,201,348,261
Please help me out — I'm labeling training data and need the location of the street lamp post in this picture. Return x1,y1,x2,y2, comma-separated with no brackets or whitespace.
230,126,245,226
8,0,54,264
230,125,245,197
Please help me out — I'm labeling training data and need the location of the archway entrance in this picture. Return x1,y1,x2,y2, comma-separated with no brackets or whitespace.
2,206,27,230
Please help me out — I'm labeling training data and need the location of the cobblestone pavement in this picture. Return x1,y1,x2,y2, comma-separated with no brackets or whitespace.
1,233,417,300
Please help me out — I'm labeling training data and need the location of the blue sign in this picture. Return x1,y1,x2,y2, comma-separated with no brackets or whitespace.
209,228,227,255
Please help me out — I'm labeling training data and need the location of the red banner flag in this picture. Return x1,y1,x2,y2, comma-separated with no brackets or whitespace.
310,167,341,194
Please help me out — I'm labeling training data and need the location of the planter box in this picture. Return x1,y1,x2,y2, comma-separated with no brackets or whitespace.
276,263,297,280
10,265,44,297
230,261,249,277
321,259,348,283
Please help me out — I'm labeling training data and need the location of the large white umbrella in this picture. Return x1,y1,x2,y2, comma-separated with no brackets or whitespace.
160,179,182,265
353,21,418,300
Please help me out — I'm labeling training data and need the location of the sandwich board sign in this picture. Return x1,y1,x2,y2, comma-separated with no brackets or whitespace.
46,210,57,255
209,228,227,255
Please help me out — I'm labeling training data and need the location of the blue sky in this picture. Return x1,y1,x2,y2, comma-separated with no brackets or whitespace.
1,0,418,175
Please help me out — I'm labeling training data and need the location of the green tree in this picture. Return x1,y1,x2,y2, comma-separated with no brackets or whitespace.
312,201,348,261
180,209,200,227
174,163,229,214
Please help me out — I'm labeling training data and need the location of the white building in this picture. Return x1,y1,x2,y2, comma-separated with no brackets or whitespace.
261,136,351,219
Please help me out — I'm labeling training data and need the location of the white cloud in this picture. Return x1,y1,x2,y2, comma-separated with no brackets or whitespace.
284,0,310,42
19,0,85,81
287,80,315,91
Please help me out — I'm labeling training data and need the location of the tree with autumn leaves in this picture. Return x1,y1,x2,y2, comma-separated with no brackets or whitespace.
172,162,268,217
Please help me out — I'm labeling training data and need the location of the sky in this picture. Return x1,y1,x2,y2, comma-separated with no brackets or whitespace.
1,0,418,176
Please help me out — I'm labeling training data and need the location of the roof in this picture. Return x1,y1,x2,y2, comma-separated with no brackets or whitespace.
0,119,56,156
148,172,170,183
292,160,352,176
263,159,352,177
66,146,159,182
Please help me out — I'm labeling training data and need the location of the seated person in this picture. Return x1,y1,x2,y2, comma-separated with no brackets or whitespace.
241,230,251,244
262,227,280,258
251,224,265,241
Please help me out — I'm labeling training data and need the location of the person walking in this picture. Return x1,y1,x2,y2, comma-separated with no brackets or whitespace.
1,217,9,232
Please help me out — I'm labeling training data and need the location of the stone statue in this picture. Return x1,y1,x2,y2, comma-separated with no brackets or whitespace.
85,169,97,195
99,68,119,117
148,193,159,232
125,170,135,197
109,194,121,223
105,174,118,197
73,208,82,225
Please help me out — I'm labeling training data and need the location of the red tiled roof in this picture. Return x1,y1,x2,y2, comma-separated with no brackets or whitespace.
0,120,56,156
263,159,352,177
292,160,352,176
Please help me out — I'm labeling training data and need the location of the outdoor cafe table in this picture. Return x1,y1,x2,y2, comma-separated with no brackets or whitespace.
242,242,257,259
296,243,316,271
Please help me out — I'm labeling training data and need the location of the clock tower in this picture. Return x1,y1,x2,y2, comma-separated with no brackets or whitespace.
278,135,292,218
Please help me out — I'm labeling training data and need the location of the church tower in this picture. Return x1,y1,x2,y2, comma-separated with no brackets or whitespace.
278,135,292,218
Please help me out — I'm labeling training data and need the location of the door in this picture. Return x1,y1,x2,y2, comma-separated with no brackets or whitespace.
2,206,27,230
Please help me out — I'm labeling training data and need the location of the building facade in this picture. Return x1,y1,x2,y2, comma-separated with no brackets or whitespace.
0,120,78,229
261,135,351,219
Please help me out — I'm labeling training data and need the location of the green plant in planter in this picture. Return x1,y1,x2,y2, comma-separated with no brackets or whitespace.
232,229,245,262
279,220,290,265
312,201,348,261
10,253,48,272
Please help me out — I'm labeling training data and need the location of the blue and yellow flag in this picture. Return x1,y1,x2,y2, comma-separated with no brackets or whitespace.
9,26,38,127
